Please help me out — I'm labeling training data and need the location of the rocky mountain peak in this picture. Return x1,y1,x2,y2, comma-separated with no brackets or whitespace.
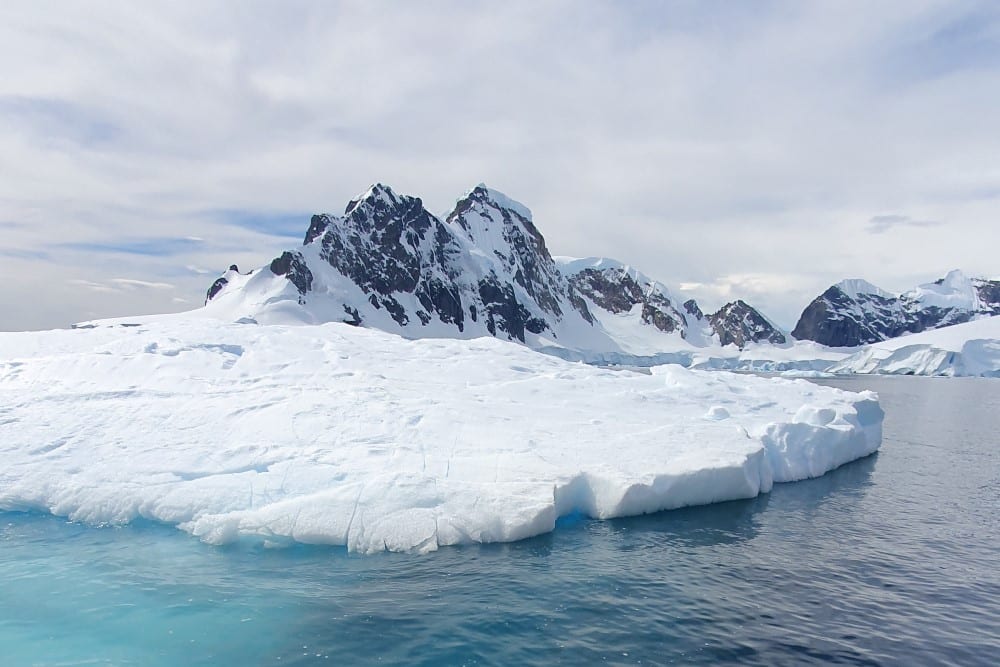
446,185,568,320
559,258,686,335
794,270,1000,347
709,300,787,348
447,184,546,252
344,183,400,215
683,299,704,320
204,183,787,357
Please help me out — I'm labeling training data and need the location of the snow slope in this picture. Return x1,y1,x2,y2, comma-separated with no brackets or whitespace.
834,278,895,301
830,315,1000,377
0,318,882,553
903,269,982,312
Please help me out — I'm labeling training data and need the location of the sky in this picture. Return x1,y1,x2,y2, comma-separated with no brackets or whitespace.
2,0,999,331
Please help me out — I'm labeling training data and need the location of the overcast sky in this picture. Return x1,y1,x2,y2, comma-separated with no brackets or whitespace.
2,0,999,331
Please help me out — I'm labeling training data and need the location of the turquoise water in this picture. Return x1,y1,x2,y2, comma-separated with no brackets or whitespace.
2,376,998,666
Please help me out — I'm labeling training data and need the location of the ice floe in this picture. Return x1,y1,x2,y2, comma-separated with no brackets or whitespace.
0,319,882,553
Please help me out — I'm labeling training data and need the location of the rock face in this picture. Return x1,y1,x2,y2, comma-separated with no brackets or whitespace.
793,271,1000,347
204,183,785,352
204,265,242,305
563,260,686,334
709,300,787,348
269,252,313,297
293,184,591,342
557,259,784,347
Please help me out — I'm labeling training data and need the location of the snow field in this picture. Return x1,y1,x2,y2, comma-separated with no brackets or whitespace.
0,319,881,553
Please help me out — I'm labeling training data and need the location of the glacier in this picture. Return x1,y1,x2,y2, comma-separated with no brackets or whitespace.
830,315,1000,377
0,318,882,553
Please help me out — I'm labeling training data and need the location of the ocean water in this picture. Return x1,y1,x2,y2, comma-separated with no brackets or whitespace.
2,376,998,666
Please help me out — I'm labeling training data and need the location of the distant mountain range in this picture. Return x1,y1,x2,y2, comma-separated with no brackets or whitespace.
204,184,785,358
203,183,996,356
793,270,1000,347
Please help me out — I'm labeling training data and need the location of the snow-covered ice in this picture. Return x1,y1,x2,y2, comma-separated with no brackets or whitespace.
1,319,882,553
834,278,896,301
831,315,1000,377
903,269,983,313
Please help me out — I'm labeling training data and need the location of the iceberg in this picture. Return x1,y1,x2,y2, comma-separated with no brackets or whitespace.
831,315,1000,377
0,319,882,553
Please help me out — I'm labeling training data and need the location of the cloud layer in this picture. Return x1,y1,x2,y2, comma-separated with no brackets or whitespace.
2,1,999,330
867,214,943,234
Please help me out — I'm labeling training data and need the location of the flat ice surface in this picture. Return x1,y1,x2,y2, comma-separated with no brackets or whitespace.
0,320,882,553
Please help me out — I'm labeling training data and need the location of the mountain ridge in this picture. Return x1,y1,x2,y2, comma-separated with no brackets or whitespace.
201,182,996,356
793,269,1000,347
203,183,786,355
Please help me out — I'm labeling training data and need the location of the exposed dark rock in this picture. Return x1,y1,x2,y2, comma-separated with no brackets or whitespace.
342,305,362,326
567,267,683,333
793,274,1000,347
976,281,1000,314
567,287,595,325
416,278,464,331
478,276,545,341
792,286,906,346
269,251,313,295
304,215,331,245
382,297,408,326
448,185,567,319
317,186,452,301
710,300,786,349
205,276,228,304
683,299,703,320
305,184,565,341
203,183,796,352
572,268,643,314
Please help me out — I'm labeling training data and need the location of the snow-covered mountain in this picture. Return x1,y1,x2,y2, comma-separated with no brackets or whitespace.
204,184,784,356
792,270,1000,347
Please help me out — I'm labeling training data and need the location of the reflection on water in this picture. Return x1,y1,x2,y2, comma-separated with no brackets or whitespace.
611,451,879,549
2,377,998,666
607,492,772,548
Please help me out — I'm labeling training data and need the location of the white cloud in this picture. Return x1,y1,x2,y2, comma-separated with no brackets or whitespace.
1,1,999,330
867,214,943,234
184,265,215,275
109,278,175,290
67,279,117,294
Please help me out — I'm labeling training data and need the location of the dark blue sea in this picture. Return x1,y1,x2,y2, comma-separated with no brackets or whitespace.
2,376,998,666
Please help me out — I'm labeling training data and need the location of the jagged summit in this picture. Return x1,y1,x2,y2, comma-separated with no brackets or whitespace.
203,184,786,357
455,183,535,223
709,300,787,348
345,182,400,214
555,257,786,347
